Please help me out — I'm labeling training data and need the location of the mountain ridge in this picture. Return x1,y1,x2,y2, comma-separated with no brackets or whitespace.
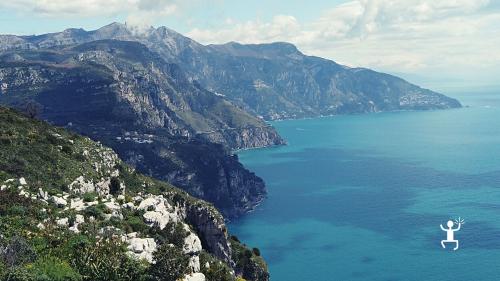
0,22,461,119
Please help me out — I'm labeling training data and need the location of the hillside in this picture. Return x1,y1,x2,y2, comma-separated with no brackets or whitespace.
0,40,280,218
0,106,269,281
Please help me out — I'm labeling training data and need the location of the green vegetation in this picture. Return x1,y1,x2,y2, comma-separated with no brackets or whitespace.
0,189,194,281
230,237,269,281
199,251,235,281
82,192,97,203
149,243,189,281
0,106,269,281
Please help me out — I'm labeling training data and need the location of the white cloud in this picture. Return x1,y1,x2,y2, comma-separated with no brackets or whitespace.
0,0,178,28
187,0,500,89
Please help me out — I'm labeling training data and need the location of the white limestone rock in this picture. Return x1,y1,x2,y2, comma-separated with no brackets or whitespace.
182,273,205,281
56,218,69,227
126,237,157,263
183,225,202,254
137,196,162,211
123,202,135,209
51,196,67,207
19,177,27,185
182,224,202,272
38,188,48,200
69,214,85,233
104,201,121,211
143,211,170,229
188,256,200,273
70,198,86,211
95,178,111,196
138,195,180,230
68,176,95,194
75,214,85,224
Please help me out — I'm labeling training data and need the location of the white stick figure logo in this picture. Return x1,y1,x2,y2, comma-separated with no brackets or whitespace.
440,217,464,251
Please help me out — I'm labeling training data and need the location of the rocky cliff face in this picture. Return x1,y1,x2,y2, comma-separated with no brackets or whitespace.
0,40,280,217
0,106,268,281
106,137,266,218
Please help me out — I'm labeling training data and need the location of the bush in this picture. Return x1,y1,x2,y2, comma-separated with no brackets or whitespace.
61,145,73,155
83,206,104,220
149,244,189,281
7,205,26,216
1,236,37,267
124,216,148,233
29,256,82,281
252,248,260,257
230,235,240,243
82,192,97,203
148,222,187,247
199,251,234,281
3,266,35,281
68,236,143,281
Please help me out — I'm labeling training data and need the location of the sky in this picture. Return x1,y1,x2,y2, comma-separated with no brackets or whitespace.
1,0,499,93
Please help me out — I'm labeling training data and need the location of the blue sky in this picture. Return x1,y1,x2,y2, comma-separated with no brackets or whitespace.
1,0,499,92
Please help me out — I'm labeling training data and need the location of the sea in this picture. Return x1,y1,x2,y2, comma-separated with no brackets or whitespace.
229,91,500,281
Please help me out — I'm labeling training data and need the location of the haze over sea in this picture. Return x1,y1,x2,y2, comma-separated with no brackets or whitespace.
230,91,500,281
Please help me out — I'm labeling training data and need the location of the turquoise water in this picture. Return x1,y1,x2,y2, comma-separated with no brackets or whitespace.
230,92,500,281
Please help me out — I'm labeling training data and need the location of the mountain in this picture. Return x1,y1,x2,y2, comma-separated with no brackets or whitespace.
0,106,269,281
0,22,460,120
0,23,461,218
0,39,283,149
0,39,279,218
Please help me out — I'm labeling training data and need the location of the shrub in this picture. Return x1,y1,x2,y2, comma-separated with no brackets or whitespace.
61,145,73,155
149,244,189,281
147,222,187,247
0,261,6,280
82,192,97,203
199,251,234,281
29,256,82,281
252,248,260,257
68,236,142,281
7,205,26,216
1,236,37,267
124,216,148,233
83,206,104,220
3,266,35,281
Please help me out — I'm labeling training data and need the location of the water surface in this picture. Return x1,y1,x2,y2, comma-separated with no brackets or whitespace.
230,92,500,281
